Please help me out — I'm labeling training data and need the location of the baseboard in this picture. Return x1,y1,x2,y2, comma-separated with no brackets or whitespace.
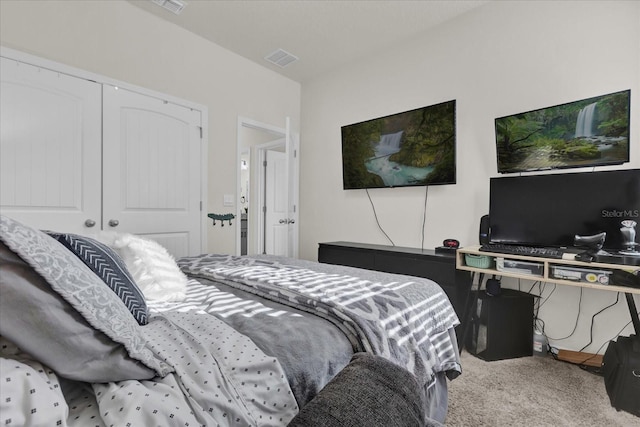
556,349,603,368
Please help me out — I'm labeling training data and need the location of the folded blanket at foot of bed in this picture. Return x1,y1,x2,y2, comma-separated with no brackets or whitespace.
287,352,443,427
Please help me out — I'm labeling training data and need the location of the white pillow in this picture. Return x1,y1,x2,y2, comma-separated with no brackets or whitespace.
97,232,188,302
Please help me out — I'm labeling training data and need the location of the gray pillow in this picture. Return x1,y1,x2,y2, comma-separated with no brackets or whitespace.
0,241,155,382
0,215,171,381
46,231,148,325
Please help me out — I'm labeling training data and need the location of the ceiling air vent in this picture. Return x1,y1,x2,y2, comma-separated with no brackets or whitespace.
151,0,187,15
265,49,299,68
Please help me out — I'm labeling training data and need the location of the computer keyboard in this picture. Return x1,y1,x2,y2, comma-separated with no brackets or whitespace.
480,243,564,259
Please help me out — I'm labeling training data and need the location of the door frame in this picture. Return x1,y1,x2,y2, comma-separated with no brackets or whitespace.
236,116,299,257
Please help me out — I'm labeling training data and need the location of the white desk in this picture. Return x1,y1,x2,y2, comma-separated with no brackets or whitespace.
455,245,640,342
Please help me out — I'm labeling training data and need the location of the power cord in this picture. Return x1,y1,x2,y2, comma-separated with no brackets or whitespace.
537,283,557,310
420,185,429,250
365,189,395,246
543,287,584,341
529,281,556,337
578,293,620,354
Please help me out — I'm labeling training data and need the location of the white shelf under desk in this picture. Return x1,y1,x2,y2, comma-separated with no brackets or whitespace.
456,245,640,295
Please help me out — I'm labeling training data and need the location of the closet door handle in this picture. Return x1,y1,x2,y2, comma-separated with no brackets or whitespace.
108,219,120,227
84,219,96,228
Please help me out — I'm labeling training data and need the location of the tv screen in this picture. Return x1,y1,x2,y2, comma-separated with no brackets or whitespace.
489,169,640,251
494,89,630,173
341,100,456,189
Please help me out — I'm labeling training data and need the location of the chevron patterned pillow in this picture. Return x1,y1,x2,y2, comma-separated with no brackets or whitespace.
46,232,148,325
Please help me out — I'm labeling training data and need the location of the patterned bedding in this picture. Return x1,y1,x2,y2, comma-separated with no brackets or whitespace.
0,215,461,426
179,253,461,388
148,276,354,407
1,313,297,427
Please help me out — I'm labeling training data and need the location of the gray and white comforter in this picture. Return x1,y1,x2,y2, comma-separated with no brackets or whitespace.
0,213,460,426
0,215,298,427
148,276,354,408
179,253,462,388
1,311,298,427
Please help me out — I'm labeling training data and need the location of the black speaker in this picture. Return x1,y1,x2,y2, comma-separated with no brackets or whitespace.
466,289,534,361
479,215,490,245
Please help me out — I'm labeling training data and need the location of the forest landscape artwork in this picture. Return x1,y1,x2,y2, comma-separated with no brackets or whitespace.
341,100,456,189
495,90,630,173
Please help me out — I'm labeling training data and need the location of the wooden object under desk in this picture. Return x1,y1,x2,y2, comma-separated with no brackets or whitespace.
556,349,603,368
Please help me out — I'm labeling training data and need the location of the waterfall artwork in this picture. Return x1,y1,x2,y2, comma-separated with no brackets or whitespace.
494,89,630,174
341,100,456,190
364,130,434,187
574,102,597,138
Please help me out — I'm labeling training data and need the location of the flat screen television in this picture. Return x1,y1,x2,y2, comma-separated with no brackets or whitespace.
494,89,631,173
341,100,456,189
489,169,640,251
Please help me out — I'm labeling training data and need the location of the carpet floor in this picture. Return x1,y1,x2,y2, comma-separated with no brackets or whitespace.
446,351,639,426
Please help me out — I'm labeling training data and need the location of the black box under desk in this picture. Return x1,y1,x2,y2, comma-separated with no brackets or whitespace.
466,289,535,361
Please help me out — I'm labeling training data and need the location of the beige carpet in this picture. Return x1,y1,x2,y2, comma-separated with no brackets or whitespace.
446,351,638,426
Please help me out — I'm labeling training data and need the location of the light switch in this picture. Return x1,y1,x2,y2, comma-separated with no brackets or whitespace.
223,194,234,206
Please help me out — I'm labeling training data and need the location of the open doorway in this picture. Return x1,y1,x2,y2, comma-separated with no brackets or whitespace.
236,117,299,258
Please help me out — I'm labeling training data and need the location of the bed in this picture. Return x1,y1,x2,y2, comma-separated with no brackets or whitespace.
0,214,461,426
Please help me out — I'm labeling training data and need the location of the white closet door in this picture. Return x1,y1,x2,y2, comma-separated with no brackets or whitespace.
102,86,202,258
0,57,102,233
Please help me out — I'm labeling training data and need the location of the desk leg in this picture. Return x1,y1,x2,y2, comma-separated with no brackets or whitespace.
459,272,484,354
625,292,640,336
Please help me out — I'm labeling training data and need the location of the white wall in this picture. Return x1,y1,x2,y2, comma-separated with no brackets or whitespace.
2,0,638,354
0,0,301,255
299,0,640,353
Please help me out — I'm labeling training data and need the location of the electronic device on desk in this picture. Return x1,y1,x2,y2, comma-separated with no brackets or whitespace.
489,169,639,250
479,215,490,245
573,232,607,262
435,239,459,255
550,265,613,285
479,243,564,259
619,220,640,257
496,258,544,276
488,169,640,265
594,221,640,266
610,269,640,289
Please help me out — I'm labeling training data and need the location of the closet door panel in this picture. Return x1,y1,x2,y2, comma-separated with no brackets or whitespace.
102,86,202,258
0,57,101,233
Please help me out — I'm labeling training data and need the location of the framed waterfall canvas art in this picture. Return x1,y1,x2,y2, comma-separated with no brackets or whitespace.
494,89,630,173
341,100,456,190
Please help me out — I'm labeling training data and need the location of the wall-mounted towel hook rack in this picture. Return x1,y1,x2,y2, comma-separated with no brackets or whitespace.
208,213,235,227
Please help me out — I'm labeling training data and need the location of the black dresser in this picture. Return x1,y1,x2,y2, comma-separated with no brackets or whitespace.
318,241,471,334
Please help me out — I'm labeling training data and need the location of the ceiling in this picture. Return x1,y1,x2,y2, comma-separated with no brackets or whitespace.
128,0,489,83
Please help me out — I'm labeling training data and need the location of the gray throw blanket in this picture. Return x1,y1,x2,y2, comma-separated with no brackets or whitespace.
179,254,460,387
287,352,443,427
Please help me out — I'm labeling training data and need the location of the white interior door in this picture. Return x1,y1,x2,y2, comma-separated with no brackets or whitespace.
236,117,299,258
264,149,288,256
0,57,102,233
102,86,202,258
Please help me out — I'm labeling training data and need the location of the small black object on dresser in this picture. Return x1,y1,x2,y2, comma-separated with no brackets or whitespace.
318,241,472,341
